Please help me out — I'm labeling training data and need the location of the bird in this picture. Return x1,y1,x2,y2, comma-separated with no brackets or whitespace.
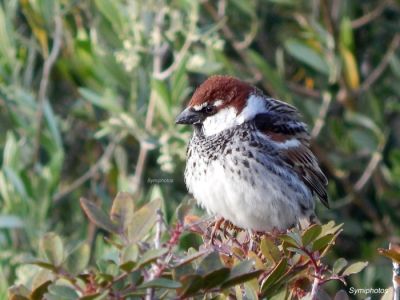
176,75,328,235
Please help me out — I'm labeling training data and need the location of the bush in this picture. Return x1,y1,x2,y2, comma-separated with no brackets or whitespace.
9,193,368,299
1,0,400,298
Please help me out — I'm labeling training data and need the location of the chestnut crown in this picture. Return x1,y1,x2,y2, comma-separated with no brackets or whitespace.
175,76,254,127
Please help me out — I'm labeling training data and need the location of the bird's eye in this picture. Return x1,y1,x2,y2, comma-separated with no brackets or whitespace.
204,105,215,115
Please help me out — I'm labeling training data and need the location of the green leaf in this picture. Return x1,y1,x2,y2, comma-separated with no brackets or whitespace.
302,224,322,247
65,242,90,275
94,0,123,32
126,198,162,243
333,258,348,274
260,237,281,263
40,233,64,266
47,284,79,300
0,214,24,228
285,39,329,75
30,280,52,300
202,268,230,290
196,252,230,289
80,198,118,234
342,261,368,276
247,50,289,98
261,259,288,293
110,192,134,236
178,274,205,297
137,248,168,268
312,234,335,252
27,260,57,271
79,291,110,300
286,247,308,257
120,244,139,272
221,260,262,289
8,285,30,299
79,87,121,113
138,278,182,289
197,252,224,275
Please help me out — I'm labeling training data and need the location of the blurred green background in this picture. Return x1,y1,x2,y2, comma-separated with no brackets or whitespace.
0,0,399,298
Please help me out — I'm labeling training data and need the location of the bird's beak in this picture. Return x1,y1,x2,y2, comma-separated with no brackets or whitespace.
175,107,203,125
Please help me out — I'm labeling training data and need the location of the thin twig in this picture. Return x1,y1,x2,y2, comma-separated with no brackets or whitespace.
354,136,386,192
53,138,120,204
133,9,166,192
357,34,400,94
33,10,63,163
202,1,272,95
311,92,332,139
351,0,390,29
287,82,322,100
153,34,193,80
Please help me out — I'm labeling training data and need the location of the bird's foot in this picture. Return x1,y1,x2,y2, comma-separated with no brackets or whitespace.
208,217,225,246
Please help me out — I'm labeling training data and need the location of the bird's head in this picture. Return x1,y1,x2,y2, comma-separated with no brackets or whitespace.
175,75,265,136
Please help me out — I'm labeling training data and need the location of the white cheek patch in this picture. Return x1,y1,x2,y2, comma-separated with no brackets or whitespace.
202,106,238,136
236,94,267,124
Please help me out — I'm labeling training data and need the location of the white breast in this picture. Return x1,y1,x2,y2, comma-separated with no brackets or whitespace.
185,143,314,232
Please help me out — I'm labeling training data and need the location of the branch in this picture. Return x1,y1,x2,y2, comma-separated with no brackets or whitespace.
53,137,120,204
311,92,332,139
33,10,63,163
357,34,400,94
351,0,391,29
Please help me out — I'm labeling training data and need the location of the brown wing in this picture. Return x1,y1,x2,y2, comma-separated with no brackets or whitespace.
254,112,329,208
281,145,329,208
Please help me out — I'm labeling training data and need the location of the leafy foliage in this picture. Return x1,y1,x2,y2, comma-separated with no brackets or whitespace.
0,0,399,298
9,193,367,299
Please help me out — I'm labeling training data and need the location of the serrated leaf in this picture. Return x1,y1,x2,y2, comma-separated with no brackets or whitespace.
80,198,118,233
65,242,90,275
342,261,368,276
126,198,161,243
302,224,322,246
40,233,64,266
138,278,182,289
221,260,262,289
333,258,348,274
261,259,288,293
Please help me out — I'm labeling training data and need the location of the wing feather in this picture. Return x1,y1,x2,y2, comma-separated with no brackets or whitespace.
254,111,329,208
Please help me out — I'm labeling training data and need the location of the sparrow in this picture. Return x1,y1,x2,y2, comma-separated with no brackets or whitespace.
176,75,328,233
